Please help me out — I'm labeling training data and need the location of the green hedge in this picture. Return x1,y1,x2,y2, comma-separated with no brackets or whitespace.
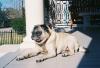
11,18,26,34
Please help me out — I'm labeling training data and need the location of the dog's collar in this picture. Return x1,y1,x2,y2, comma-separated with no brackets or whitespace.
37,32,51,46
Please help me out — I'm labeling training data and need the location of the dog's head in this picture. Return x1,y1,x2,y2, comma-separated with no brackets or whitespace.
31,24,52,45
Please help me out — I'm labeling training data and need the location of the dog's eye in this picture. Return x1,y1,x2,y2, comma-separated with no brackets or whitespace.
36,31,42,36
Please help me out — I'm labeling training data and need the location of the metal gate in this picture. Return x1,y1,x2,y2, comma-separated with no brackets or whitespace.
49,0,71,28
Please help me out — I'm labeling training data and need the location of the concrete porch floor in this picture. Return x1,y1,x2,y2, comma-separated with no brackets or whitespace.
5,52,85,68
1,29,100,68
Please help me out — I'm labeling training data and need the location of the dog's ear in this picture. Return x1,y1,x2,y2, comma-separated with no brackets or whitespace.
45,23,54,33
47,23,53,29
41,24,50,32
41,23,53,33
45,23,53,29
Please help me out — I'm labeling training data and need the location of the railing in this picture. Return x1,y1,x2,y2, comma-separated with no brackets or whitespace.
0,30,25,45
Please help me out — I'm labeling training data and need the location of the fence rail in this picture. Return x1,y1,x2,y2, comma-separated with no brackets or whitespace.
0,30,25,45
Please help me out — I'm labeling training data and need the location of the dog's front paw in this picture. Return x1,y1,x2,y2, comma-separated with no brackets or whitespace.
16,56,24,61
16,57,23,61
36,58,46,63
36,54,47,63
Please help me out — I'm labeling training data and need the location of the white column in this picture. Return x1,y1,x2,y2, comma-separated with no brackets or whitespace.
20,0,44,49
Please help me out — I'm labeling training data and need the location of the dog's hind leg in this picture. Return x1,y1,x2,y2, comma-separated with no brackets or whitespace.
74,41,80,53
68,48,75,56
78,46,86,52
62,48,74,57
62,50,69,57
74,41,86,53
67,42,75,56
61,46,69,57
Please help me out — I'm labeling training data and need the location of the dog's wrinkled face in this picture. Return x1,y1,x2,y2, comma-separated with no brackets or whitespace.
31,24,50,45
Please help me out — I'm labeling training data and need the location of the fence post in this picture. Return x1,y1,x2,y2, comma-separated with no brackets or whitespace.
11,30,13,44
0,31,3,45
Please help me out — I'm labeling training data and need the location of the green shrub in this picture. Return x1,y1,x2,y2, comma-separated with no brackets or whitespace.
11,18,26,34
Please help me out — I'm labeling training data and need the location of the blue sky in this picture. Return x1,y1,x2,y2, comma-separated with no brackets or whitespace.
0,0,22,9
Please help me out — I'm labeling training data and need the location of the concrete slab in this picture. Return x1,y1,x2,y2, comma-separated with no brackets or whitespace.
5,53,85,68
2,30,100,68
0,45,20,68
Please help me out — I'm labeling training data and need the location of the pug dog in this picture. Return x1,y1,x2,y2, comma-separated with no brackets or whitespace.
16,24,86,62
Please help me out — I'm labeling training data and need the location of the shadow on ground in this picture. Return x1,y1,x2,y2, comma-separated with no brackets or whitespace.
75,27,100,68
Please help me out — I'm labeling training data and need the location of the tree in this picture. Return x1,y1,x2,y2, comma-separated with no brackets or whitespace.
0,2,9,27
11,18,26,34
5,8,22,19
